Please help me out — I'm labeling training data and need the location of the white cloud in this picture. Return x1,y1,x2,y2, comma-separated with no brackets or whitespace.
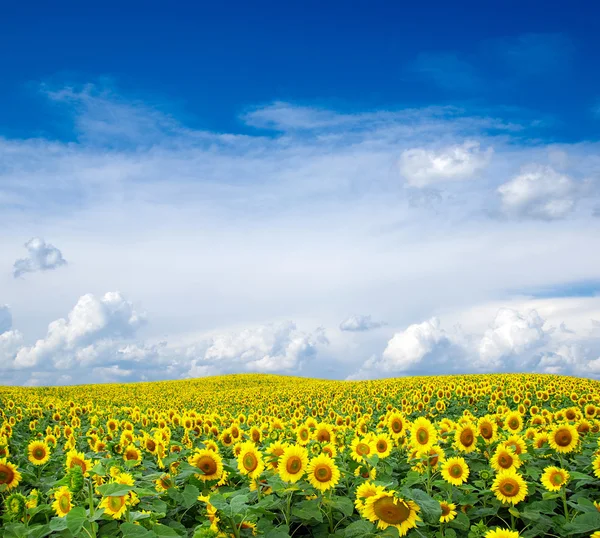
13,237,67,278
497,165,578,220
339,314,385,332
399,140,493,187
12,291,145,369
0,305,12,334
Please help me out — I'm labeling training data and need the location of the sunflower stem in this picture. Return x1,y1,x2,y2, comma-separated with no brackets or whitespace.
510,511,516,531
561,486,569,521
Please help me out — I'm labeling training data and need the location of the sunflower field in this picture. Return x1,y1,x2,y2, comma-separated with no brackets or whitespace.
1,374,600,538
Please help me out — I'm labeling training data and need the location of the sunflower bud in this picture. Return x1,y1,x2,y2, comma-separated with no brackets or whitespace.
5,492,27,521
67,465,84,493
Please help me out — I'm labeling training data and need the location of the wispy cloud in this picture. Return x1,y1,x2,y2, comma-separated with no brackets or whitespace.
13,237,67,278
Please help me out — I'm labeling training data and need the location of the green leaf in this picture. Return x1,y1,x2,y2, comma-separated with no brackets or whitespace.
409,488,441,524
331,495,355,517
182,484,200,509
445,529,457,538
230,493,250,515
449,511,470,531
264,526,291,538
48,518,68,532
121,522,158,537
563,512,600,535
403,471,424,488
343,520,375,537
98,482,134,496
508,507,520,518
66,506,87,535
291,499,323,522
152,524,182,537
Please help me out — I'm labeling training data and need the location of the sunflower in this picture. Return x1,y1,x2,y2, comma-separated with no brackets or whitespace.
296,425,311,446
266,441,288,469
155,473,174,492
306,453,340,492
355,481,386,512
363,491,421,536
477,416,498,443
65,450,92,476
454,422,477,453
410,417,437,453
373,433,392,459
439,501,457,523
548,424,579,453
278,445,309,483
28,440,51,466
387,412,407,439
313,423,334,444
188,449,224,482
502,435,527,456
540,466,569,492
441,457,469,486
237,441,265,479
100,494,128,519
321,442,338,459
492,469,528,505
484,529,520,538
490,446,522,473
0,458,22,491
593,454,600,479
52,486,72,517
5,492,26,521
123,445,142,466
504,411,524,433
350,436,376,462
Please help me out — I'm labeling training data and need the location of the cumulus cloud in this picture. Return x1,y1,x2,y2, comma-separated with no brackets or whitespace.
13,237,67,278
339,314,386,332
0,305,24,365
0,305,12,334
497,165,578,220
12,291,146,369
399,141,492,187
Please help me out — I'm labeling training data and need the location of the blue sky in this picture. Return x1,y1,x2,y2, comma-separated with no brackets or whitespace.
1,2,600,385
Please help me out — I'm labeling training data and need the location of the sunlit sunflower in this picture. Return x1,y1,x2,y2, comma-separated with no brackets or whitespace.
502,435,527,456
100,494,128,519
492,469,528,505
321,442,338,459
363,491,421,536
28,440,51,466
296,425,311,446
355,481,386,512
0,458,22,491
237,441,265,479
548,424,579,453
306,453,340,492
52,486,72,517
540,466,569,492
387,412,407,439
410,417,437,453
188,448,224,482
350,436,376,462
439,501,457,523
278,444,309,483
477,416,498,444
441,457,469,486
484,528,520,538
504,411,524,433
266,441,288,469
313,423,334,444
155,473,174,492
65,450,92,476
454,422,477,453
123,445,142,466
593,454,600,479
373,433,392,459
490,446,522,473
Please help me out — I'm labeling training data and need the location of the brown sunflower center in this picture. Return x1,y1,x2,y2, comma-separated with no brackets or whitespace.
554,429,573,447
300,430,309,440
451,464,463,478
317,430,331,442
243,453,259,472
286,456,302,474
377,440,388,453
508,419,519,429
356,443,371,456
391,419,403,434
58,494,70,512
499,478,520,497
146,439,156,451
551,472,564,485
499,453,513,468
197,455,217,475
314,464,333,483
108,496,126,511
416,428,429,445
460,429,474,447
125,450,138,461
441,503,451,516
373,496,410,525
480,424,492,439
0,465,14,483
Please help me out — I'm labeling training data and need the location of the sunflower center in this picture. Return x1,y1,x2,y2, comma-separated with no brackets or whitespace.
551,472,564,485
499,453,513,468
34,448,45,459
480,424,492,438
499,478,520,497
416,428,429,445
451,464,463,478
391,420,402,433
243,453,258,472
314,464,333,482
146,439,156,451
373,497,410,524
286,456,302,474
0,466,13,483
317,430,331,442
460,429,474,446
509,419,519,429
441,503,450,516
197,455,217,475
59,495,70,512
555,429,573,447
108,496,125,511
125,450,138,460
428,451,439,466
377,441,388,452
356,443,370,456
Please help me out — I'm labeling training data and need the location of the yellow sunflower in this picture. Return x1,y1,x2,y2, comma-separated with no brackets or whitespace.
373,433,393,459
548,424,579,453
355,481,386,512
350,436,376,462
306,453,340,492
188,448,224,482
313,423,334,444
454,422,477,453
491,469,528,505
52,486,72,517
593,454,600,479
100,495,128,519
278,444,308,483
490,446,522,473
439,501,457,523
28,440,51,466
123,445,142,466
363,491,421,536
441,457,469,486
65,450,93,476
0,458,22,491
477,416,498,443
266,441,288,469
237,441,265,479
387,412,407,439
504,411,524,433
540,466,569,492
410,417,437,453
484,529,520,538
